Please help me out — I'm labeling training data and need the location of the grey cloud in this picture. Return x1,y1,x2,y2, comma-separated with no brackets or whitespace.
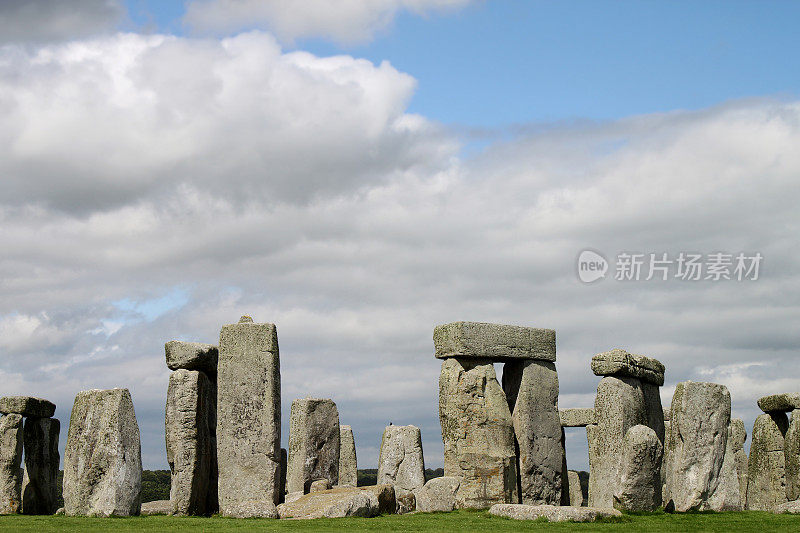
0,0,122,43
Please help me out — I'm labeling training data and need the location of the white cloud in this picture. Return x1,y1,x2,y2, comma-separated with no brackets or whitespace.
0,0,123,44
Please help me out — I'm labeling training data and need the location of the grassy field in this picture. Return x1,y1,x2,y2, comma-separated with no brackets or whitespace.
1,510,799,532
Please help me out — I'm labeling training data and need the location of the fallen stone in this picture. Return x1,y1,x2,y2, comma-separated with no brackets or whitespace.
165,369,216,516
439,358,517,508
614,425,662,512
773,500,800,514
21,417,60,515
746,412,789,511
785,409,800,501
165,341,218,375
415,476,460,512
141,500,171,516
338,425,358,488
287,398,340,494
217,316,281,518
560,408,596,427
0,414,24,515
377,424,425,498
357,484,396,515
503,359,562,505
591,349,665,386
566,470,588,507
396,492,415,514
310,479,331,493
285,491,304,504
277,486,392,519
489,503,622,522
434,322,555,361
63,389,142,517
0,397,55,419
758,393,800,413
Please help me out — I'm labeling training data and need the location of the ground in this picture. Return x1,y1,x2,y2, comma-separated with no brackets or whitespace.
0,510,799,532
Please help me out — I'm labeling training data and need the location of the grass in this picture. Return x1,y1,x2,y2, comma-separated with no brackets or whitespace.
0,510,799,532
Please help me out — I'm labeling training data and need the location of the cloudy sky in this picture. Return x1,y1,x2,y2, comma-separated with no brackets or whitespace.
1,0,799,472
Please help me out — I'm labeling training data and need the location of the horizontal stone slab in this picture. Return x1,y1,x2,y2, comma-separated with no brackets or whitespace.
433,321,555,361
165,341,218,375
489,503,621,522
591,349,664,386
560,408,596,427
757,393,800,413
0,396,55,418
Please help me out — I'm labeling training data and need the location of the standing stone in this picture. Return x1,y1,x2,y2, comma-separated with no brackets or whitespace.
502,360,562,505
63,388,142,517
21,417,60,515
377,425,425,500
785,409,800,502
279,448,287,503
746,412,789,511
217,316,281,518
642,383,665,445
664,381,731,512
339,425,358,488
614,425,662,512
0,414,23,515
287,398,340,494
707,420,744,511
165,369,216,516
566,470,588,507
439,357,517,508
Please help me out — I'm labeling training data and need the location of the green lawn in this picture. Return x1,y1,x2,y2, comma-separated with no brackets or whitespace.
0,510,798,533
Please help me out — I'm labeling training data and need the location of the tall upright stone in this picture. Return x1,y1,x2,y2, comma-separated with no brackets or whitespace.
217,316,281,518
746,412,789,511
613,425,663,512
729,419,748,507
21,417,60,515
63,388,142,517
377,425,425,498
784,409,800,502
166,369,216,516
0,414,23,515
339,425,358,488
286,398,340,494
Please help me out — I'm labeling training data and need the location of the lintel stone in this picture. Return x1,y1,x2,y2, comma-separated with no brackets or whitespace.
591,349,664,386
434,321,555,361
0,397,56,419
757,393,800,413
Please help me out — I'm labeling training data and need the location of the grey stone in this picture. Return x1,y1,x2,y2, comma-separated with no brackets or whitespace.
165,369,216,516
415,476,460,512
310,479,331,493
396,492,415,514
217,316,281,518
566,470,588,507
140,500,171,516
663,406,671,422
489,503,622,522
377,424,425,498
338,425,357,488
63,388,142,517
664,381,732,512
560,408,596,427
642,382,665,445
746,412,789,511
503,359,562,505
785,409,800,501
165,341,218,375
357,484,396,515
773,500,800,514
439,358,517,508
0,397,55,419
707,420,744,511
758,393,800,413
614,425,662,512
276,486,390,519
434,322,555,362
661,420,670,506
21,417,60,515
285,491,304,504
0,414,23,515
287,398,340,494
591,349,665,386
729,418,748,507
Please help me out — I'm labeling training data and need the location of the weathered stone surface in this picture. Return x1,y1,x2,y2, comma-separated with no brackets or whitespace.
663,406,671,422
338,425,357,488
773,500,800,514
439,358,517,508
310,479,331,493
217,316,281,518
21,417,60,515
560,408,595,427
165,341,218,375
63,389,142,517
785,409,800,501
642,382,665,445
730,418,749,507
141,500,171,516
758,393,800,413
566,470,588,507
660,419,670,506
664,381,731,512
746,412,789,511
503,359,562,505
489,503,622,522
396,492,416,514
287,398,340,494
277,486,392,519
165,369,216,516
0,397,55,419
434,322,555,361
613,425,662,512
415,476,460,512
707,420,743,511
0,414,23,515
358,484,396,515
285,491,303,504
591,349,665,386
377,424,425,498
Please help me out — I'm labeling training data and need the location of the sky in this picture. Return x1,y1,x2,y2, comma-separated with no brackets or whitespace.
0,0,799,473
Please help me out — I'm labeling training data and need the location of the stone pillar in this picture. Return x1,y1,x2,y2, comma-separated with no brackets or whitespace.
785,409,800,502
286,398,340,494
0,414,24,515
729,418,748,506
217,316,281,518
22,417,60,515
746,412,788,510
63,388,142,517
339,425,358,488
377,424,425,499
614,424,662,511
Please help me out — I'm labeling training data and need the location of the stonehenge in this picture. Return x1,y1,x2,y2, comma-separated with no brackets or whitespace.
22,417,60,515
377,424,425,500
0,413,24,515
287,398,340,494
338,425,358,487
